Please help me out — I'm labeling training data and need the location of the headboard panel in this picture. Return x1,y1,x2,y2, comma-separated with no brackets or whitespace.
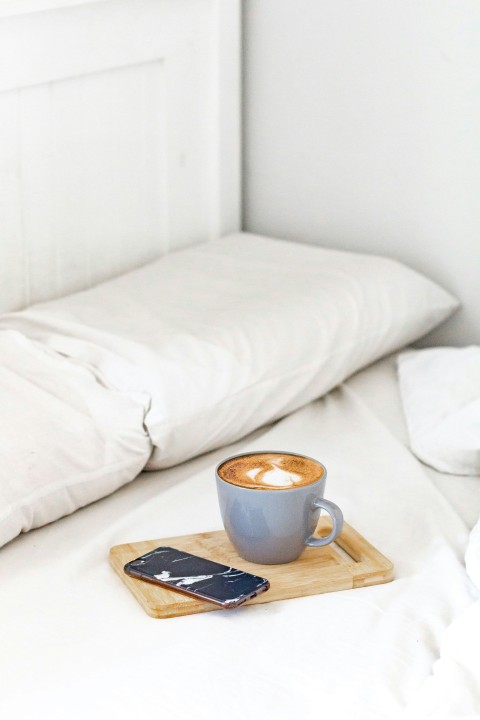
0,0,240,311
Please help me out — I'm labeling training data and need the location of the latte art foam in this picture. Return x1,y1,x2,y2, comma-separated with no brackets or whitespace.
218,453,324,490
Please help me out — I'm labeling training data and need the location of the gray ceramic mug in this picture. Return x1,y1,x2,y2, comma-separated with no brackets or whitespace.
216,451,344,564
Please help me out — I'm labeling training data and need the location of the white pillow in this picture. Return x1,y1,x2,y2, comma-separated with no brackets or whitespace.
1,232,458,470
398,346,480,475
0,330,151,548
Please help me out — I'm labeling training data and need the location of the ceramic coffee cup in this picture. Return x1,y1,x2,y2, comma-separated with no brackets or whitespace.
216,450,344,564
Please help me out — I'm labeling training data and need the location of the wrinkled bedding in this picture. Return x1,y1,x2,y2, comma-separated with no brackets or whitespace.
0,354,478,720
403,520,480,719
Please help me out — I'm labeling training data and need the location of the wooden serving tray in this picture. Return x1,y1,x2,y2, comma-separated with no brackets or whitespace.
109,518,394,619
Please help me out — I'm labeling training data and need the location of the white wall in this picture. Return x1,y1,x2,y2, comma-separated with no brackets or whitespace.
243,0,480,346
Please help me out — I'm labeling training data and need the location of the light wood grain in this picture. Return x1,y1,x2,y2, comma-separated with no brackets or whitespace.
109,519,394,619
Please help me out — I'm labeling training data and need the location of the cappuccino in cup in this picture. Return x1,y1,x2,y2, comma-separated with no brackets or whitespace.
216,451,343,564
218,452,324,490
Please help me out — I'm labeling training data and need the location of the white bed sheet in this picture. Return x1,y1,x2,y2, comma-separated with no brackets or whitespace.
0,353,478,720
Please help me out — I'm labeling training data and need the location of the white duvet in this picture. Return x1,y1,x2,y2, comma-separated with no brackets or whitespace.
0,362,477,720
403,526,480,719
394,347,480,716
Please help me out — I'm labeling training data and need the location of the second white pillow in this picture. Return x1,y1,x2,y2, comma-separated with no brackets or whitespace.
398,346,480,475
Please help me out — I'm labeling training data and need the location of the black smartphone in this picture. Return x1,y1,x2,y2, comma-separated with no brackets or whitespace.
124,546,270,609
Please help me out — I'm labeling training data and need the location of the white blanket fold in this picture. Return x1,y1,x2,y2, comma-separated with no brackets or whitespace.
0,329,152,547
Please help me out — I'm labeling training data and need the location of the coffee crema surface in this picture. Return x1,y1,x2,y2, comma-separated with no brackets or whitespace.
218,453,324,490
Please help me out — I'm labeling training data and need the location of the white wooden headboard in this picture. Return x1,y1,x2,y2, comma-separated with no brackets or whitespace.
0,0,240,312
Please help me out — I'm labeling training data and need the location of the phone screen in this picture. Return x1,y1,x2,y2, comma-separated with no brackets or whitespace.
124,546,270,608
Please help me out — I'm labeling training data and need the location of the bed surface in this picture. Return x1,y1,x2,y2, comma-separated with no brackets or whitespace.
1,352,478,719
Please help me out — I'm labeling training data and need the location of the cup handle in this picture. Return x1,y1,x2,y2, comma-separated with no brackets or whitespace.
305,498,344,547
